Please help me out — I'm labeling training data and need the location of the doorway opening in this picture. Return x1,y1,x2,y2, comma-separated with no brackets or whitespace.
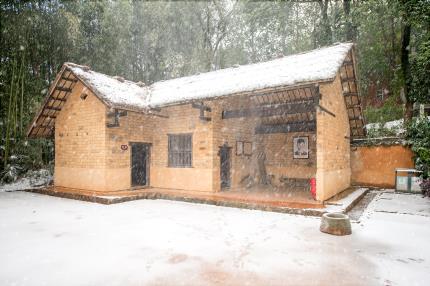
131,142,151,187
219,144,231,189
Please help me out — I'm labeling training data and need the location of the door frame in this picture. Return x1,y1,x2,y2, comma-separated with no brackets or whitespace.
219,144,232,190
129,142,151,189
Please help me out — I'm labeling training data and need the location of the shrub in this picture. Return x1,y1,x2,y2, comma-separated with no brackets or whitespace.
406,117,430,196
364,96,403,124
421,179,430,197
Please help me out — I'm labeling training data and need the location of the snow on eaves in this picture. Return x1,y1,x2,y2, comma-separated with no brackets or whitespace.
68,64,150,110
68,43,353,110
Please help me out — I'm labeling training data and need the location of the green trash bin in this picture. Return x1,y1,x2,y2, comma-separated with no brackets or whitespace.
395,168,422,193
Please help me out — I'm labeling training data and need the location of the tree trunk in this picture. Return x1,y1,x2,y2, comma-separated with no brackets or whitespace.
317,0,332,46
343,0,353,41
401,22,412,123
404,100,414,121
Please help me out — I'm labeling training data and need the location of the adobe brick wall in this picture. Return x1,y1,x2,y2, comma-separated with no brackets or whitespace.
210,95,258,191
316,73,351,201
150,104,214,192
261,132,316,184
351,145,414,188
103,103,214,192
104,111,154,191
55,82,107,191
211,93,316,192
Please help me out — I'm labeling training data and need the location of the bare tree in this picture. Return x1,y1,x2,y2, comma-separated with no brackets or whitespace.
197,0,238,70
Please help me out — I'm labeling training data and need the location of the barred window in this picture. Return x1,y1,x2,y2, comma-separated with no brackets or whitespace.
168,134,192,167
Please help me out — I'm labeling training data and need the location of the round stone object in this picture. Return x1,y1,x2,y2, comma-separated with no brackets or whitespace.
320,212,352,236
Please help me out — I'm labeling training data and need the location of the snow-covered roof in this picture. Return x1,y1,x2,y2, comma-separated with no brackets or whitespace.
67,64,150,111
68,42,353,109
149,42,353,107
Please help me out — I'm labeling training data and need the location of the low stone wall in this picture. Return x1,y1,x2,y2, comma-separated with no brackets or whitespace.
350,142,414,188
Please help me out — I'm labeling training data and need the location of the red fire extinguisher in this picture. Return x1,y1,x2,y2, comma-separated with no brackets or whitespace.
310,178,316,200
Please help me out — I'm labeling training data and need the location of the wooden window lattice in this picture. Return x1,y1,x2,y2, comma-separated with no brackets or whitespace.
168,134,192,167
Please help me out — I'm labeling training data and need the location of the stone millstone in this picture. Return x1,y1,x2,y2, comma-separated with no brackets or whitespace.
320,212,352,236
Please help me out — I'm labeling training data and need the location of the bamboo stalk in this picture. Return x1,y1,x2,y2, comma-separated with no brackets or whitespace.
20,52,25,134
13,58,22,138
4,59,17,168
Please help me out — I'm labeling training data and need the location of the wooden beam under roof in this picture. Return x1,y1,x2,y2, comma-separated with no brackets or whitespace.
38,124,54,129
192,102,212,121
222,100,315,119
61,76,78,82
50,96,67,102
255,120,316,134
39,114,56,119
192,102,211,112
338,49,367,139
341,77,356,83
45,106,62,111
55,86,72,93
343,92,359,97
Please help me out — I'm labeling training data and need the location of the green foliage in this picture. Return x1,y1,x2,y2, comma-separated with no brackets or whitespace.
354,0,402,96
410,37,430,103
396,0,430,118
364,96,404,124
406,118,430,179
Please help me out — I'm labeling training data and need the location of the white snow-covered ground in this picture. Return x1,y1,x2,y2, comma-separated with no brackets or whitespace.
0,191,429,286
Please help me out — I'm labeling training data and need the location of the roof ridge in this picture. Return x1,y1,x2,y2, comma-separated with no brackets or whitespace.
150,42,354,86
64,42,353,89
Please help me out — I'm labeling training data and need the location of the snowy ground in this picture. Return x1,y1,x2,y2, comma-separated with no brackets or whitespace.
0,191,429,286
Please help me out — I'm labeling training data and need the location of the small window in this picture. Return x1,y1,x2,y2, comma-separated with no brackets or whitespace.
168,134,192,167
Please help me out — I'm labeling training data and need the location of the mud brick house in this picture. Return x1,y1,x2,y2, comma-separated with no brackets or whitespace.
27,43,365,201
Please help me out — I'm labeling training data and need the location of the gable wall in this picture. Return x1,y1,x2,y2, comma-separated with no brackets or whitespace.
316,72,351,201
54,82,107,191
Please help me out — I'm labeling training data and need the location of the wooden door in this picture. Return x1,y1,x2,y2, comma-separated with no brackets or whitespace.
220,144,231,189
131,143,149,187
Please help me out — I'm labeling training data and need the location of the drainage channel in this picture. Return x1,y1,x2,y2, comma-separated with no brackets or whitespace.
347,191,378,221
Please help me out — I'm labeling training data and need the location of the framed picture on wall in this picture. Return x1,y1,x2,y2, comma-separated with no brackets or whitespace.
293,136,309,159
236,141,243,156
244,142,252,156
